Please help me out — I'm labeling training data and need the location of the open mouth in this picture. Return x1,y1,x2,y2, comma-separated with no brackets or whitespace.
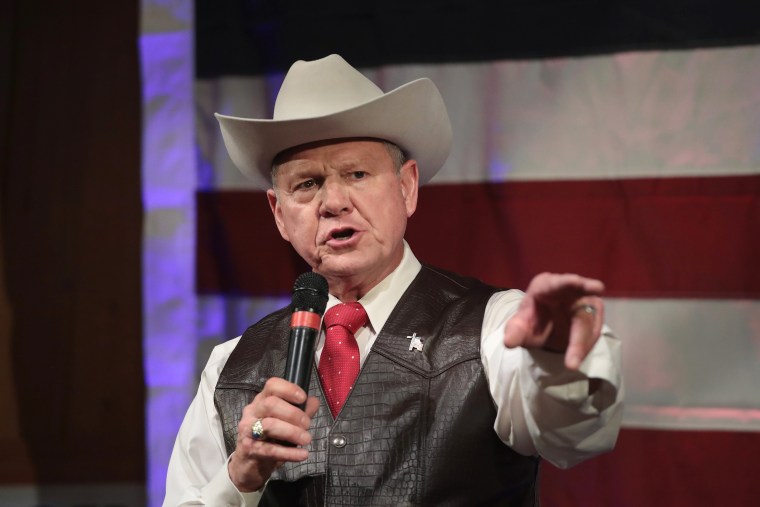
330,228,356,241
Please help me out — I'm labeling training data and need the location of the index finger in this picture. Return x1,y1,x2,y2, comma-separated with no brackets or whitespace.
526,272,605,303
260,377,309,407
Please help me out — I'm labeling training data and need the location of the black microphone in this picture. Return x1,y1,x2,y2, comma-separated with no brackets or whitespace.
283,272,329,410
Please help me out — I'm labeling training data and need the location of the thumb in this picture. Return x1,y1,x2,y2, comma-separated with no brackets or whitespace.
504,311,554,349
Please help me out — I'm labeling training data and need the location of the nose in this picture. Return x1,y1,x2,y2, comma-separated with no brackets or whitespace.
318,179,352,217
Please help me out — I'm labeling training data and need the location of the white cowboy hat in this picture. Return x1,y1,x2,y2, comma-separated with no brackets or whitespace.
215,54,452,189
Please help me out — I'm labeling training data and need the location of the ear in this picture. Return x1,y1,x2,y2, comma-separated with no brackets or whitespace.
267,189,291,242
398,159,419,218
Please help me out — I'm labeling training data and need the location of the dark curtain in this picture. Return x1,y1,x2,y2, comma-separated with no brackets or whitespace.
0,0,144,485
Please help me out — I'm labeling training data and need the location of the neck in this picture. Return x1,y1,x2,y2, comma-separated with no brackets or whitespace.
324,269,389,302
322,246,405,302
325,279,369,302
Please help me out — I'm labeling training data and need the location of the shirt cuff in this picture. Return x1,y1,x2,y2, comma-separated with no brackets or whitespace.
525,327,621,411
202,456,263,507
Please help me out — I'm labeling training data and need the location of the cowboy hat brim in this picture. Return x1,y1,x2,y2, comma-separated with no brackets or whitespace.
215,77,452,190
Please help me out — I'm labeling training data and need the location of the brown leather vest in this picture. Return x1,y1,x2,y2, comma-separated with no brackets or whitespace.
214,265,540,506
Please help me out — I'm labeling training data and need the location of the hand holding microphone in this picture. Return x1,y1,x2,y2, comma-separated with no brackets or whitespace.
230,272,328,489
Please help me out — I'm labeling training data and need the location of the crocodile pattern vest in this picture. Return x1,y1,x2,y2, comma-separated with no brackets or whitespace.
214,265,540,506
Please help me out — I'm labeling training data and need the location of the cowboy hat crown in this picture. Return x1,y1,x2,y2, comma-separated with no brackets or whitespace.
215,54,452,189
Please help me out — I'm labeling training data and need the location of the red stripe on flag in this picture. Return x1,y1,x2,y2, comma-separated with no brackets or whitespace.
196,191,310,296
540,428,760,506
197,175,760,297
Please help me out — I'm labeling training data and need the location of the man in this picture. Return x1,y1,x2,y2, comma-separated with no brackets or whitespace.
164,54,623,506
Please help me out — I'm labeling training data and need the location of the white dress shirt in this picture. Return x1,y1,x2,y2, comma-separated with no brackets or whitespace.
163,243,623,506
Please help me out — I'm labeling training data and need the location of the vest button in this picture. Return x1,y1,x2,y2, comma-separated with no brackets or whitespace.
331,435,347,448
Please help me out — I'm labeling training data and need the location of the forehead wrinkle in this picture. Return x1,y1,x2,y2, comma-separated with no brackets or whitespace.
276,158,322,181
273,142,394,190
285,154,368,174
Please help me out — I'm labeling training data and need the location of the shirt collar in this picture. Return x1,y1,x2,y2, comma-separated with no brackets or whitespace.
326,240,421,334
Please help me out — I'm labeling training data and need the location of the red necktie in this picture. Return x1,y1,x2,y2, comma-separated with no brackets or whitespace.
318,302,367,417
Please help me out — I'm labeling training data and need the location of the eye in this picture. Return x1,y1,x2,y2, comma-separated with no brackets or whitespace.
352,171,367,180
295,178,317,191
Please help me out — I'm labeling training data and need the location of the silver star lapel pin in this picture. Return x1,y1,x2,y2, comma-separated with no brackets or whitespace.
407,332,424,352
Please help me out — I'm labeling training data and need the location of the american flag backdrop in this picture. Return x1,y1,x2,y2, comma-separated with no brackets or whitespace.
141,1,760,505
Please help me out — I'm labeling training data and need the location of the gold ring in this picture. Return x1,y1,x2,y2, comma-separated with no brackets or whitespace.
251,419,265,440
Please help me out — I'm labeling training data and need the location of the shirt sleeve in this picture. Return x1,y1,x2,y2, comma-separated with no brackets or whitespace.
163,338,263,506
481,289,624,469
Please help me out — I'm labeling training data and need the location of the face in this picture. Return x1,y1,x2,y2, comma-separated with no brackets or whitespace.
267,140,419,295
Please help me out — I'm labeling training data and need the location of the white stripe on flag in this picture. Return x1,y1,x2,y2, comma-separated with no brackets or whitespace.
196,45,760,189
608,298,760,431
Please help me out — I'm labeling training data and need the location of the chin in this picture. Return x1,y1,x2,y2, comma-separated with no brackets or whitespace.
315,255,375,279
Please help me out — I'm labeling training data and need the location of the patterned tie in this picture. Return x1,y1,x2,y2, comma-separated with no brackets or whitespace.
318,302,368,417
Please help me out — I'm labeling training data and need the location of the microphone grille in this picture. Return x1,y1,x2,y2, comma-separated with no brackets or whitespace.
292,272,329,315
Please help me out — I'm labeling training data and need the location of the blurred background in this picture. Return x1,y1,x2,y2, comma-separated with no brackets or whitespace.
2,1,759,506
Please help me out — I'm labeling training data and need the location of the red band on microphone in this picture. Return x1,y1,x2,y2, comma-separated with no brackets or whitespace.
290,311,321,330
